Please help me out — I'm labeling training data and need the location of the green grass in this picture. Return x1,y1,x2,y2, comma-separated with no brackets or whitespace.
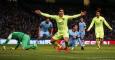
0,45,115,60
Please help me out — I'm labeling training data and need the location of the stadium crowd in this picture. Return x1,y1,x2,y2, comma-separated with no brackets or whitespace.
0,1,114,40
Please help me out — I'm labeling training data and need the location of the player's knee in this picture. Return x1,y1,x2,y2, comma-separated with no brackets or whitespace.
64,37,69,42
50,37,56,42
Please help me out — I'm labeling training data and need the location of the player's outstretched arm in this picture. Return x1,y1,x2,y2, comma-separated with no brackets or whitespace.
35,10,55,19
68,11,86,19
103,18,112,30
87,18,95,31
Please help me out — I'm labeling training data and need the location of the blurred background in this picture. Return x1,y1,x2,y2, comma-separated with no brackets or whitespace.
0,0,115,40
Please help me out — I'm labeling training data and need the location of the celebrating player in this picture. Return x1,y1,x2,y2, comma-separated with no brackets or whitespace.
35,8,85,52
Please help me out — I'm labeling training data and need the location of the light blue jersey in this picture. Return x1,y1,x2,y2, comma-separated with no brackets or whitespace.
79,22,86,39
79,22,86,32
40,21,53,32
69,29,83,48
69,29,80,39
39,21,53,37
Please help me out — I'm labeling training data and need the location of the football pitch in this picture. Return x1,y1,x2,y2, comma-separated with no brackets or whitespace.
0,45,115,60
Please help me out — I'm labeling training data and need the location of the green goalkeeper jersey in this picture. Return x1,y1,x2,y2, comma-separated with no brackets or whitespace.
10,32,25,41
3,32,25,45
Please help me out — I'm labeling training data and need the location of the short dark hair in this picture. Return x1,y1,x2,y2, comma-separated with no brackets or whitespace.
96,8,101,13
71,24,77,29
59,8,64,11
96,10,100,13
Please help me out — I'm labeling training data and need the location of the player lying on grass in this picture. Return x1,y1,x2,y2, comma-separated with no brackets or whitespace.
35,8,85,52
2,32,37,50
69,24,84,50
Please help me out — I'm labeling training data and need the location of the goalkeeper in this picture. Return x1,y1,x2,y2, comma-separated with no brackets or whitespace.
2,32,37,50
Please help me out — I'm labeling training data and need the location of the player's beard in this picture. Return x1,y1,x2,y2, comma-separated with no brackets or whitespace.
59,13,64,17
96,15,99,18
